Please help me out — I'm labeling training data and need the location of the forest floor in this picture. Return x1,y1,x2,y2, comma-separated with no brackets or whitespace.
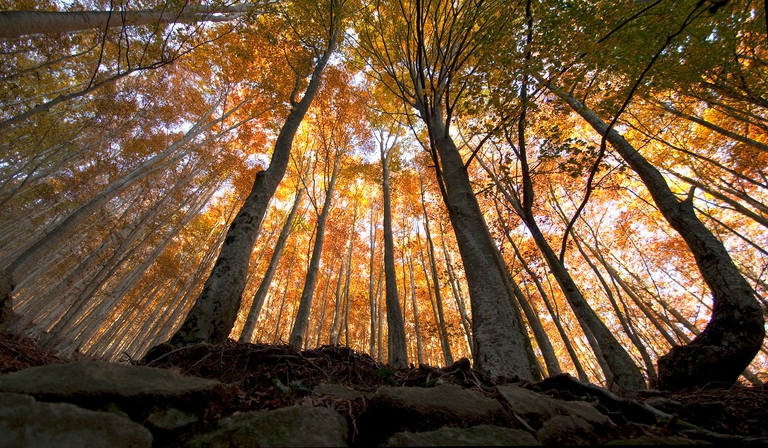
1,331,767,444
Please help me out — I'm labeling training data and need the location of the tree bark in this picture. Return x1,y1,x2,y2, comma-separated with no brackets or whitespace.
478,152,645,391
289,155,341,348
407,250,424,366
424,110,535,379
159,25,338,350
381,137,408,368
239,187,305,343
0,5,255,39
3,98,234,282
368,206,378,357
418,176,453,366
551,84,765,391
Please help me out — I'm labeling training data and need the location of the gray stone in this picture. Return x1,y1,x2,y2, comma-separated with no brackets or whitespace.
186,405,348,447
356,384,510,445
535,414,602,445
145,407,199,430
497,385,610,429
605,435,710,445
386,425,540,446
0,359,221,399
373,383,506,422
313,383,372,401
0,359,226,418
0,392,152,448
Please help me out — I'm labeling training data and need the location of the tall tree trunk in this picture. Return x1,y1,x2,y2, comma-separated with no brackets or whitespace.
423,109,535,379
477,138,646,392
330,255,347,345
368,206,378,357
157,26,339,351
493,208,562,377
381,138,408,368
376,261,384,363
0,5,255,39
438,222,473,358
407,250,424,366
418,176,453,366
521,203,644,391
340,196,358,345
289,155,341,348
571,234,659,387
550,84,765,391
272,257,297,345
239,187,305,343
315,267,334,347
3,98,236,282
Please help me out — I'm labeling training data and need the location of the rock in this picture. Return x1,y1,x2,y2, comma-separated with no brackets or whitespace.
498,385,617,445
386,425,540,446
186,405,348,447
0,359,233,445
0,392,152,448
605,435,708,445
313,383,372,401
535,414,604,445
0,359,227,414
497,385,611,429
145,407,199,431
355,384,510,445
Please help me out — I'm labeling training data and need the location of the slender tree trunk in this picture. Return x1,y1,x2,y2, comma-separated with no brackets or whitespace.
478,149,645,392
551,84,765,390
330,255,346,345
438,222,473,358
239,187,305,343
422,109,535,379
0,5,255,39
272,256,298,345
340,198,358,345
376,262,384,363
289,155,341,348
381,140,408,368
3,99,233,282
418,178,453,366
492,201,562,377
523,212,645,391
369,206,378,357
159,27,338,351
572,233,658,387
407,250,424,366
652,99,768,153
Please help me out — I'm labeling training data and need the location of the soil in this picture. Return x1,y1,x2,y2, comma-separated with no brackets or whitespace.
1,332,767,444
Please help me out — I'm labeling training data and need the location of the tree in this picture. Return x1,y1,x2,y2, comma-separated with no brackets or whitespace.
547,82,765,391
357,0,538,379
376,124,408,368
3,0,766,385
0,3,262,39
238,184,305,343
155,0,344,351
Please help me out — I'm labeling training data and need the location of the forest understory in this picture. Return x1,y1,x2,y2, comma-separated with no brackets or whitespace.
3,1,768,437
1,330,767,445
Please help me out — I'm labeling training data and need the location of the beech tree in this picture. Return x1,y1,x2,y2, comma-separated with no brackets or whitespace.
0,3,262,39
356,0,539,379
156,0,344,351
2,0,766,389
376,123,409,368
547,83,764,391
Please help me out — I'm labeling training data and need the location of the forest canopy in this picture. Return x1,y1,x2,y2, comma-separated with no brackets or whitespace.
1,0,767,394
